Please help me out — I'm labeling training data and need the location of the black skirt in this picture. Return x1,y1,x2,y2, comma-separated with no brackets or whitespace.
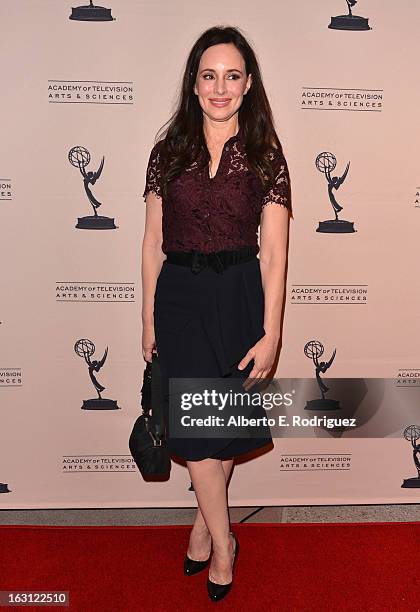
153,250,273,461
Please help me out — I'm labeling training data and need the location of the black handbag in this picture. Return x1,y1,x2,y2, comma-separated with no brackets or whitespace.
129,351,171,479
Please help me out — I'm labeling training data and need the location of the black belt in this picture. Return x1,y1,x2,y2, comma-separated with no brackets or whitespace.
165,246,259,274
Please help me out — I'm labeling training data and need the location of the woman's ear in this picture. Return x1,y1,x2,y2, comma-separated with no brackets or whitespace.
245,73,253,95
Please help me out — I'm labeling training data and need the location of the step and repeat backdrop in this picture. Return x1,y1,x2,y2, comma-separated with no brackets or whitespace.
1,0,420,508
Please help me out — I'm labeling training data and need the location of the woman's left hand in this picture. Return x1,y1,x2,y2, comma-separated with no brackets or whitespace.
237,334,279,391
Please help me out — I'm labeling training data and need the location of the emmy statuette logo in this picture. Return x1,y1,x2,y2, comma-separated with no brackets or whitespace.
329,0,371,31
304,340,340,410
401,425,420,488
68,146,117,230
74,338,120,410
315,152,356,233
69,0,115,21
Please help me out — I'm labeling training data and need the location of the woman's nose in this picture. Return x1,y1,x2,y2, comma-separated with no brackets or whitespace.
214,78,226,95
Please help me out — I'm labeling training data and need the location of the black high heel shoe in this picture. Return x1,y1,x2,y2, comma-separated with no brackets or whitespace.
207,531,239,602
184,553,211,576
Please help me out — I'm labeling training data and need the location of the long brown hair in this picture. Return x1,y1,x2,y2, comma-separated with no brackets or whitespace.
154,25,284,200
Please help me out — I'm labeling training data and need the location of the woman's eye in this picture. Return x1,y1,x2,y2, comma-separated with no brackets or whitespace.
202,74,240,80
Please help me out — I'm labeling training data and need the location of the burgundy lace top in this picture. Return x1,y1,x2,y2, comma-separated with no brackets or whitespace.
142,126,291,254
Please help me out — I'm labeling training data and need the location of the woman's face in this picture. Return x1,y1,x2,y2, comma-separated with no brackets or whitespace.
193,43,252,126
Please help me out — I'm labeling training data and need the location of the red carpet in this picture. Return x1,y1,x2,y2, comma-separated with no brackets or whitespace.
0,522,419,611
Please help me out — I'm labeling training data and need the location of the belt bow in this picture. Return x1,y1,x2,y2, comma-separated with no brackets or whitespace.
190,250,225,274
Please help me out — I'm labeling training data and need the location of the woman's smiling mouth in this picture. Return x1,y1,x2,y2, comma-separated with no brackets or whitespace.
209,98,231,107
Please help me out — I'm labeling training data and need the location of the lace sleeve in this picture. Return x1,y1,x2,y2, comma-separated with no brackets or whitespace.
261,147,291,211
142,142,162,202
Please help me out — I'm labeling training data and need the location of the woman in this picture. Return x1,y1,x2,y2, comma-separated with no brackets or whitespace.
141,26,291,602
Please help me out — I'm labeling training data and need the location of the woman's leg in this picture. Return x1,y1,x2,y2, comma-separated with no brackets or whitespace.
187,458,235,583
222,458,235,483
187,458,234,560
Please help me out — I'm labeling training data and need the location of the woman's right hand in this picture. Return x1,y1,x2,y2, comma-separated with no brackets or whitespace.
142,322,157,363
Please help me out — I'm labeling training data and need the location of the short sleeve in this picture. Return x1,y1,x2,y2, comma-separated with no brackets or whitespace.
142,142,162,202
261,147,291,211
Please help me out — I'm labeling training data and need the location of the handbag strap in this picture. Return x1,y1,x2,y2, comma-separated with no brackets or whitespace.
140,361,152,415
151,352,165,429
